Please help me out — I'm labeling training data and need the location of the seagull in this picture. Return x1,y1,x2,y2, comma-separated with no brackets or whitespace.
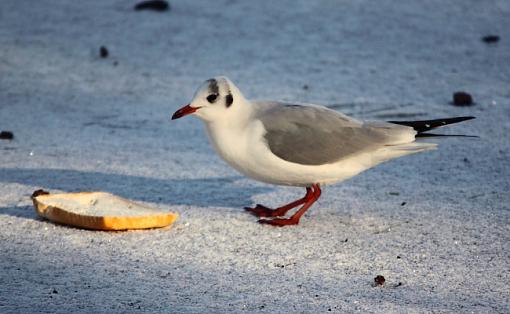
172,77,475,226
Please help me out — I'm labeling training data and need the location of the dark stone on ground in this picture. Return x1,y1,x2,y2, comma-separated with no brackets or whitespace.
134,0,170,11
374,275,385,286
482,35,500,44
452,91,473,106
100,46,109,58
0,131,14,140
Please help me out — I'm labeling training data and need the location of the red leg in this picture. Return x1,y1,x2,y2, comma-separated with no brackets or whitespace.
258,184,322,227
244,187,312,217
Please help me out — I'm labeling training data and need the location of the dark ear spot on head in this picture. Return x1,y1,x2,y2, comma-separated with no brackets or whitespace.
225,93,233,107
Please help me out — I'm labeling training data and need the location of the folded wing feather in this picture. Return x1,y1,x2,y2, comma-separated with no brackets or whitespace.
256,102,416,165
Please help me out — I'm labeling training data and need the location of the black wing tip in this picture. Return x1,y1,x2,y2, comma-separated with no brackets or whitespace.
388,116,476,125
388,116,476,133
451,116,476,122
415,133,480,138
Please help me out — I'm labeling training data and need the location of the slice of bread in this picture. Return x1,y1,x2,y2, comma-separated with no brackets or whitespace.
31,191,178,230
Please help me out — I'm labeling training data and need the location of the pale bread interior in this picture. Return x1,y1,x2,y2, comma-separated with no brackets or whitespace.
36,192,168,217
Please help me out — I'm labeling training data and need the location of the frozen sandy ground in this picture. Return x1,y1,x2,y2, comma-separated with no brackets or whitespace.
1,0,509,312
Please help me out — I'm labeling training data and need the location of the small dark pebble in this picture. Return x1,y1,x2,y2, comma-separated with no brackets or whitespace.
0,131,14,140
128,300,142,307
401,202,406,206
302,84,309,90
328,309,332,312
463,157,470,163
99,46,109,58
343,238,348,242
31,189,50,199
52,289,58,294
315,294,319,298
452,91,473,106
134,0,170,11
395,282,402,287
397,255,401,259
482,35,500,43
259,305,265,309
374,275,385,286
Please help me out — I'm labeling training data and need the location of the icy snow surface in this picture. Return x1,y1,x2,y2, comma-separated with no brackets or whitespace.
1,0,509,313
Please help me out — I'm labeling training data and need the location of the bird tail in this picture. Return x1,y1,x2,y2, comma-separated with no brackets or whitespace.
388,116,477,138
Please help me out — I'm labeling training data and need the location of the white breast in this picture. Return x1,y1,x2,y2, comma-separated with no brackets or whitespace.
205,120,268,179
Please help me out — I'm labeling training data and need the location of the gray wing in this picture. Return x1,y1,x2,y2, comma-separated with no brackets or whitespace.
256,102,415,165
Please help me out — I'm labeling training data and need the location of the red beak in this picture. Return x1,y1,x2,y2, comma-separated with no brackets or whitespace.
171,104,199,120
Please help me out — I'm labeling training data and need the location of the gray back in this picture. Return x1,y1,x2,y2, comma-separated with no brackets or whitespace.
256,102,413,165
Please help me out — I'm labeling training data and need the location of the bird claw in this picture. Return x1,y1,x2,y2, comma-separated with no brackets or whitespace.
258,218,300,227
244,204,283,217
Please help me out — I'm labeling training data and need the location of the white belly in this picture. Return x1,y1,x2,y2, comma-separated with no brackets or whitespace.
205,121,367,187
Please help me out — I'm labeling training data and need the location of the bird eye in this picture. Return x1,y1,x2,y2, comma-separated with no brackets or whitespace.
206,94,218,103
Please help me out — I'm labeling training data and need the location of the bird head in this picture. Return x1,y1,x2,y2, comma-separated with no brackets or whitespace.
172,76,242,122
